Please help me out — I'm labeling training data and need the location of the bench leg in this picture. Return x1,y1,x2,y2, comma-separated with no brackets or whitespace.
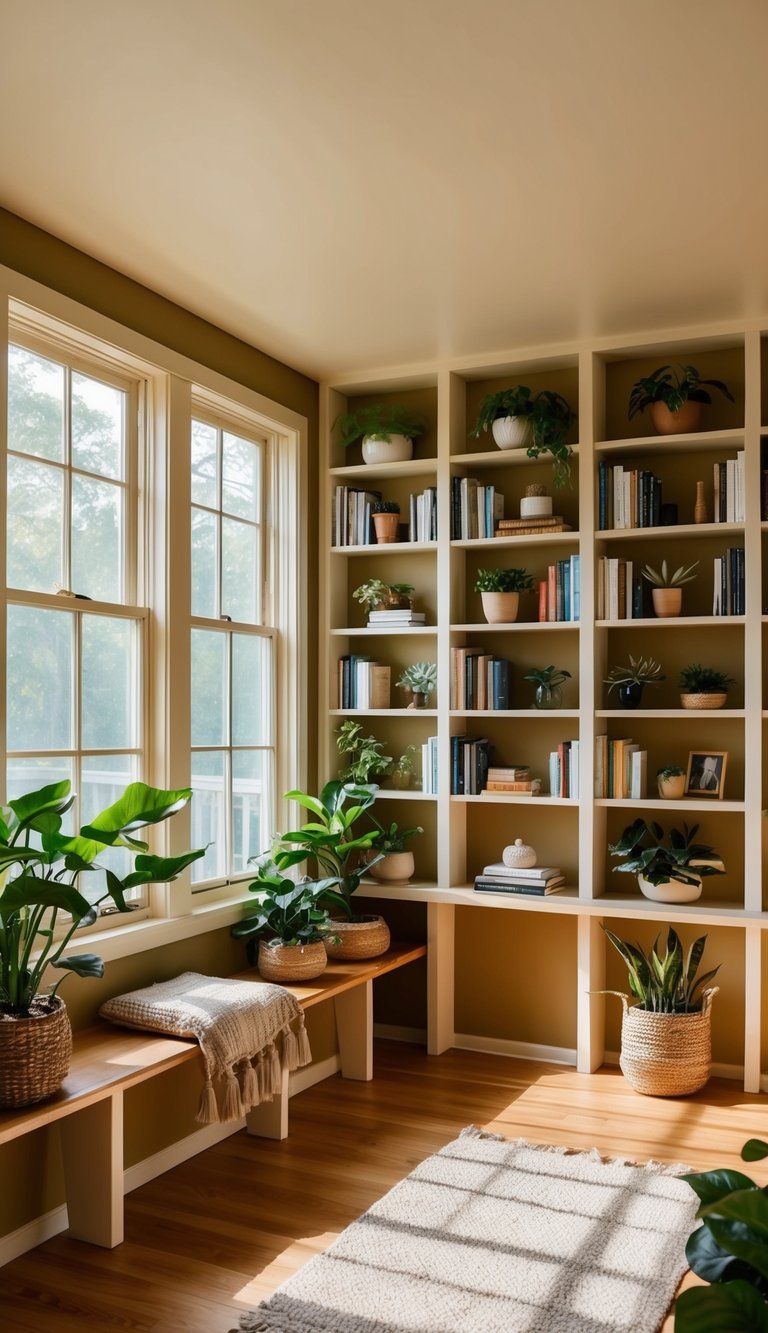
245,1064,289,1140
59,1092,124,1247
334,979,373,1081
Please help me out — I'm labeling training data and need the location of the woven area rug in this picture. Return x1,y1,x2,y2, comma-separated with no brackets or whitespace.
234,1128,697,1333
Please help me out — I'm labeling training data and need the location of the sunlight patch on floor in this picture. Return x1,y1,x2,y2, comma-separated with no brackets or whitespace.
234,1233,338,1304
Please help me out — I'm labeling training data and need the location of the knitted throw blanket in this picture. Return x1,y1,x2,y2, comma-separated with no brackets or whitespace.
100,971,312,1124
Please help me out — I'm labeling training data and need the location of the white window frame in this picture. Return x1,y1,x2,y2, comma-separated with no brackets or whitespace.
0,266,308,962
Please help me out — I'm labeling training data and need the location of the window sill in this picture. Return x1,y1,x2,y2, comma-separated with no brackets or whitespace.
58,893,251,966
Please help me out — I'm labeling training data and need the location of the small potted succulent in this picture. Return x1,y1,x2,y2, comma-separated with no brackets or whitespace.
641,559,699,618
603,655,665,709
628,364,735,435
333,404,426,464
475,567,535,624
609,817,725,904
336,720,393,784
469,386,576,485
523,664,572,710
372,500,401,544
391,744,418,790
656,764,686,800
353,580,414,615
397,662,437,708
679,663,736,711
366,818,423,883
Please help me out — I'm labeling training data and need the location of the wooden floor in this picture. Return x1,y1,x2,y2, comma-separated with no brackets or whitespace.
2,1041,767,1332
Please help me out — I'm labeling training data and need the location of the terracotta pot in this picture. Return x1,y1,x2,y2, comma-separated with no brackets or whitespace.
680,692,727,710
372,512,400,544
368,851,415,883
637,871,702,905
257,939,328,982
362,434,413,465
325,915,391,960
650,401,703,435
652,587,682,618
657,774,686,800
491,416,532,450
0,996,72,1108
480,590,519,624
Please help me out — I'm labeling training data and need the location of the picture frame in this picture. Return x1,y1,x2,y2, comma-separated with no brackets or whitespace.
685,751,727,800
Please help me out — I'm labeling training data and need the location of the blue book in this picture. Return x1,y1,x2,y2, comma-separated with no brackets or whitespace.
491,660,510,710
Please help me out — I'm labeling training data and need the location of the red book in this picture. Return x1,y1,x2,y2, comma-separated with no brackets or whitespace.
538,580,548,622
547,565,557,623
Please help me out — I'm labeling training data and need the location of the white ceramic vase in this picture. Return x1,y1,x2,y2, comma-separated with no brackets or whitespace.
637,872,702,904
361,434,413,464
491,416,532,450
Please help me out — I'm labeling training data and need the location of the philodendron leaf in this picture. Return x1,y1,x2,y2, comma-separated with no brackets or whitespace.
683,1168,757,1208
8,780,75,828
675,1280,768,1332
121,848,206,888
0,875,91,921
80,782,192,844
743,1140,768,1163
53,953,105,979
685,1221,753,1283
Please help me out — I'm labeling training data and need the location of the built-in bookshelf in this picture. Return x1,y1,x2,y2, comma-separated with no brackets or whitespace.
320,330,768,1094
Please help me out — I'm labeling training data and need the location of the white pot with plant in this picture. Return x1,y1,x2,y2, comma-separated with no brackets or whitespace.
641,559,699,618
397,662,437,709
609,817,725,905
628,365,735,436
597,926,720,1096
469,386,576,486
334,404,426,465
603,655,665,709
366,819,422,883
475,567,535,624
656,765,686,800
679,664,735,710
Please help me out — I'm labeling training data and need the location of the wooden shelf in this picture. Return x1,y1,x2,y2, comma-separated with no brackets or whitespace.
451,794,577,805
595,428,744,457
596,708,745,718
330,541,437,556
329,458,438,480
452,532,578,549
372,789,438,801
331,626,436,636
450,709,580,719
328,708,437,717
449,445,580,471
598,522,744,541
451,621,578,632
595,798,745,812
596,615,744,628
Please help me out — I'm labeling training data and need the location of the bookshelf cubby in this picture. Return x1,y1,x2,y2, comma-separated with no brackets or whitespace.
320,328,768,1092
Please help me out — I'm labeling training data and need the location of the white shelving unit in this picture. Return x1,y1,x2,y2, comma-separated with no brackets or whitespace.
319,329,768,1094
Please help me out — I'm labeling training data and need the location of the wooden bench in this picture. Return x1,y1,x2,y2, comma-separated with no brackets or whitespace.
0,944,426,1251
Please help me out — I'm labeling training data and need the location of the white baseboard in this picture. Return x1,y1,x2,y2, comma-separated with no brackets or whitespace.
0,1205,69,1268
374,1023,427,1044
453,1032,577,1066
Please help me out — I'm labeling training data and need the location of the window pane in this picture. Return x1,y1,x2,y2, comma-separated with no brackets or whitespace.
222,517,258,624
232,635,271,745
232,750,271,875
222,432,260,521
191,420,218,507
191,629,227,745
82,617,135,750
191,508,218,617
72,372,124,480
71,475,122,601
191,750,226,883
8,345,65,462
7,606,73,752
81,754,137,900
7,456,64,592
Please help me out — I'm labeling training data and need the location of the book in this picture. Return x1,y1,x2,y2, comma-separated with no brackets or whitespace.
483,780,539,792
473,879,566,896
475,873,565,889
482,862,562,879
369,664,391,710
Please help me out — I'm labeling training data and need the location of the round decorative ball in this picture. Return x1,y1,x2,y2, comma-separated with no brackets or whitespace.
502,837,537,869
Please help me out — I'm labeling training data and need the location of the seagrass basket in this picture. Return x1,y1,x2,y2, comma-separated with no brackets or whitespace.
680,692,727,710
0,996,73,1108
258,939,328,982
618,988,717,1096
325,915,391,960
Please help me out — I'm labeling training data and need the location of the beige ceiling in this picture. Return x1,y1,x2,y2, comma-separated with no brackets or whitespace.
2,0,768,379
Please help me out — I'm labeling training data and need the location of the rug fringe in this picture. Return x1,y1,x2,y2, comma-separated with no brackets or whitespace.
459,1125,505,1141
458,1127,690,1175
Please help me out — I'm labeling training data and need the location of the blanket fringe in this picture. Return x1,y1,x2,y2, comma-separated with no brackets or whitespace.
196,1077,219,1124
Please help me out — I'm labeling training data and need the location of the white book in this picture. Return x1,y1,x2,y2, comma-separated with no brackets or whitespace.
570,739,580,800
614,466,624,529
482,863,563,879
622,743,639,799
623,471,631,529
726,458,735,523
548,751,560,798
713,556,722,615
630,749,647,801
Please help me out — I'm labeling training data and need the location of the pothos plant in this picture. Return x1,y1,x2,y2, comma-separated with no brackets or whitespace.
469,386,577,484
0,780,204,1015
336,720,393,784
628,364,735,420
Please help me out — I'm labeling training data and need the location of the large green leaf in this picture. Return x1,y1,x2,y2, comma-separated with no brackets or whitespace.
743,1140,768,1163
7,780,75,829
53,953,105,979
121,848,205,888
79,782,192,844
675,1280,768,1332
284,790,326,818
685,1221,752,1283
0,875,91,921
684,1169,757,1208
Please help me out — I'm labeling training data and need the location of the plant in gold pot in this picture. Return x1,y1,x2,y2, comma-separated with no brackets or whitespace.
641,559,699,618
475,567,535,624
628,364,735,436
0,780,204,1108
679,663,736,711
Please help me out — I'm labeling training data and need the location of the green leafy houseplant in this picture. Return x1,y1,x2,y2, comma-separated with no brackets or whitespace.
397,662,437,701
273,781,382,917
391,744,418,789
336,721,393,784
0,780,204,1015
657,764,685,781
601,925,719,1014
604,655,665,692
352,580,414,612
469,386,576,484
679,664,736,694
333,404,426,448
373,499,400,514
474,567,535,594
523,664,571,709
609,819,725,888
676,1135,768,1330
368,818,423,856
231,857,342,955
628,364,735,419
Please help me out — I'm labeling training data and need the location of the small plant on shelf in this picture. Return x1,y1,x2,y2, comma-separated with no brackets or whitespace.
609,818,724,904
334,404,426,448
656,764,686,800
641,559,699,618
679,663,736,711
397,662,437,707
336,720,393,784
391,744,418,789
628,364,735,435
523,664,572,710
475,566,535,625
365,817,423,884
372,499,401,544
469,385,576,484
603,655,665,709
353,580,414,613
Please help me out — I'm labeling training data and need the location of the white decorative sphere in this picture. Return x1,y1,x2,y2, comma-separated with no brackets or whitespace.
502,838,537,869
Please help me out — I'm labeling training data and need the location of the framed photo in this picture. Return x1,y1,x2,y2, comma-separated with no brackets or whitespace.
685,751,727,800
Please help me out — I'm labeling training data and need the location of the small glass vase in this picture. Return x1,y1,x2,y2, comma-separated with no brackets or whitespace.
534,683,563,710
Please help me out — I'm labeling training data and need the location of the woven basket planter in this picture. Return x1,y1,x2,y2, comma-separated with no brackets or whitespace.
680,692,728,710
325,915,391,961
258,939,328,982
618,988,717,1096
0,996,72,1108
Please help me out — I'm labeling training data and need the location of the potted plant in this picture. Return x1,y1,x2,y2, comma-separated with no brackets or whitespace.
0,779,204,1108
469,386,576,484
336,720,393,784
679,663,736,710
372,500,401,544
352,580,414,615
641,559,699,618
366,819,423,883
275,782,390,960
656,764,686,800
676,1134,768,1329
397,662,437,708
333,404,426,465
599,926,720,1096
609,817,725,904
475,567,535,624
232,856,342,982
523,664,572,710
628,364,735,435
603,655,665,709
391,745,418,790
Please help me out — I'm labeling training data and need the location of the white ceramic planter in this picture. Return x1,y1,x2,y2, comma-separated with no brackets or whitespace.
637,872,702,904
362,434,413,465
520,494,552,518
368,851,415,883
491,416,532,450
480,590,519,624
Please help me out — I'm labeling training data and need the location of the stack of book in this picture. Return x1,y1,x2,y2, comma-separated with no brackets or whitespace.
496,514,571,539
409,487,438,542
597,462,662,530
450,477,505,539
713,547,745,615
421,735,439,794
713,453,745,523
538,555,580,621
449,647,512,709
367,607,427,629
548,740,580,798
332,485,380,546
594,735,647,799
474,862,566,896
596,556,644,620
482,765,539,795
450,736,490,794
338,657,390,709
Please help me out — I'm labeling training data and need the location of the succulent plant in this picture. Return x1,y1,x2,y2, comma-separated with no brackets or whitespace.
641,560,699,588
604,656,665,692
